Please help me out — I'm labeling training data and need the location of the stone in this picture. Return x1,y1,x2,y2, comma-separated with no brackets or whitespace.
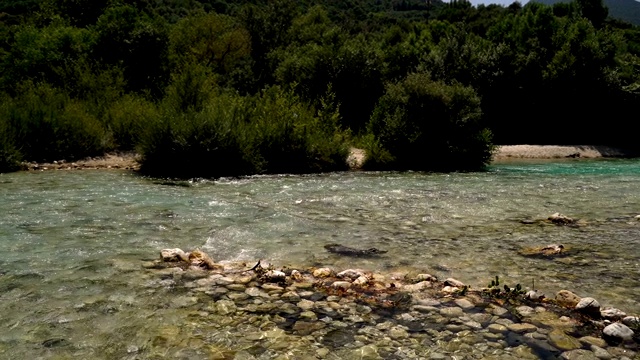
575,297,600,316
160,248,189,262
549,212,575,225
548,329,582,351
188,249,218,269
525,290,545,301
439,307,464,317
337,269,365,280
290,269,303,281
515,306,535,317
331,281,351,289
600,307,626,320
292,321,325,335
560,349,599,360
402,281,434,292
297,299,315,311
264,270,286,282
444,278,465,288
214,300,236,315
555,290,581,307
454,298,474,310
245,287,269,298
313,268,334,278
414,273,437,282
579,336,607,348
352,275,369,286
281,291,301,302
389,326,409,339
299,311,318,321
353,345,382,360
507,323,538,334
622,316,639,327
590,345,612,360
602,322,634,343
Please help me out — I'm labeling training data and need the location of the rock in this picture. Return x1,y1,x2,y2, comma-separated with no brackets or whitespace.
579,336,607,348
487,324,507,333
525,290,545,301
331,281,351,289
454,298,475,310
555,290,581,307
324,243,387,257
444,278,465,288
414,273,437,282
245,287,269,298
312,268,333,278
188,250,217,269
402,281,434,292
622,316,640,327
352,275,369,286
520,244,565,257
352,345,381,360
548,329,582,351
297,299,315,311
337,269,365,280
590,345,612,360
290,269,303,281
214,300,236,315
440,307,464,317
560,349,599,360
575,297,600,316
281,291,301,302
515,306,536,317
549,213,576,225
600,307,626,320
292,321,325,335
508,323,538,334
603,322,634,343
389,326,409,339
160,248,189,262
263,270,286,282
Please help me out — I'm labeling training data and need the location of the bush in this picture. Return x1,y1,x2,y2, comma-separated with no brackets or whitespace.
139,87,349,178
365,73,494,171
6,83,106,162
103,95,159,151
0,117,23,173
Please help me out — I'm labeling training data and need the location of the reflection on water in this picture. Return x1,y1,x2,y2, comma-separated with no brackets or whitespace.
0,159,639,358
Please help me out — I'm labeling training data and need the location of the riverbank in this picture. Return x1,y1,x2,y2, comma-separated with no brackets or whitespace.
20,145,634,173
492,145,631,162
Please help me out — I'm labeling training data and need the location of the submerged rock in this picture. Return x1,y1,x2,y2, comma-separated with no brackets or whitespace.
548,213,576,225
324,243,387,257
188,250,218,270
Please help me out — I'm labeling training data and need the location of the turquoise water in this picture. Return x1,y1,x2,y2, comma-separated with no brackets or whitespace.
0,159,639,358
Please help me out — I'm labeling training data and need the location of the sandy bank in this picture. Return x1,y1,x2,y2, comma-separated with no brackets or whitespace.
25,152,140,171
492,145,631,162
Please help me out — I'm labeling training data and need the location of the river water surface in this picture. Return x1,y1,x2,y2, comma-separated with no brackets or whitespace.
0,159,639,359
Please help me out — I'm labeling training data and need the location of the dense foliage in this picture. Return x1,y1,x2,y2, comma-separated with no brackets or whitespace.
1,0,638,175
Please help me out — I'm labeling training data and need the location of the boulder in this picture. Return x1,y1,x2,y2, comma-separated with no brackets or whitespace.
312,268,334,278
603,322,634,343
575,297,600,317
555,290,581,308
600,307,626,320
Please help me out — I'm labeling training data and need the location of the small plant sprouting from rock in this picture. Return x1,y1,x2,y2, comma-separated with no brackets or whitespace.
485,275,525,299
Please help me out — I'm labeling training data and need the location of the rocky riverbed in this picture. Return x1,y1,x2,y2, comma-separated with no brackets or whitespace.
143,248,640,360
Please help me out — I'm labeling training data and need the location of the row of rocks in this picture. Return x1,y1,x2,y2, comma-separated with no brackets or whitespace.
148,248,639,359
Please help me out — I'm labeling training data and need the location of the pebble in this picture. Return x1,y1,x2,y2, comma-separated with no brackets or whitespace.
590,345,612,359
439,307,464,317
507,323,538,334
454,298,475,309
561,349,599,360
548,329,582,351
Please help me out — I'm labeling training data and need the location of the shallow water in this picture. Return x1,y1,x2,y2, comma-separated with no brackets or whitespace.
1,159,639,359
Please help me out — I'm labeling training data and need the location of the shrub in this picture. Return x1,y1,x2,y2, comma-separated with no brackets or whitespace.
6,83,106,162
103,95,159,151
365,72,494,171
139,87,349,178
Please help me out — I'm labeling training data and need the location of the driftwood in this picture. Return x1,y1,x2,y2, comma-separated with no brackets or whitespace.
324,243,388,257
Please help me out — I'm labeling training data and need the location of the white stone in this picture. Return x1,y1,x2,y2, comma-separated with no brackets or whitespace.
575,297,600,311
352,275,369,286
402,281,434,292
603,322,634,341
264,270,286,282
622,316,640,327
290,270,303,281
600,307,626,320
160,248,188,262
337,269,365,280
414,273,437,282
332,281,351,289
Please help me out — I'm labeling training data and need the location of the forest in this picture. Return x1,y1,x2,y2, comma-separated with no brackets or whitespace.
1,0,639,176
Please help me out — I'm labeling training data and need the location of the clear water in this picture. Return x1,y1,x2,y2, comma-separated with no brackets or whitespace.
1,159,639,358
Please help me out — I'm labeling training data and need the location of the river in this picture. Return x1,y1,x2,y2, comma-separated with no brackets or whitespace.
0,159,638,359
